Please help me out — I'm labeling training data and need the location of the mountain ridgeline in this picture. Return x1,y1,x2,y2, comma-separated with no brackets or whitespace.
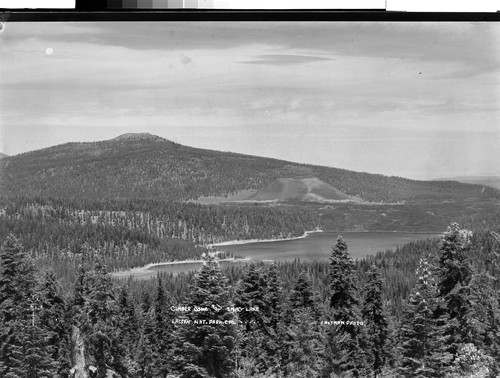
0,133,498,204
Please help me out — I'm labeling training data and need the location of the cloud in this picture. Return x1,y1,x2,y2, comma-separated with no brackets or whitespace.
241,54,334,66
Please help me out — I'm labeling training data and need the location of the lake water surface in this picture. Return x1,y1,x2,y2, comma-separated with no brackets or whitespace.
147,231,441,275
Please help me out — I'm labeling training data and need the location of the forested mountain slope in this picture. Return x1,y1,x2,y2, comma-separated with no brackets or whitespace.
1,133,498,203
436,175,500,190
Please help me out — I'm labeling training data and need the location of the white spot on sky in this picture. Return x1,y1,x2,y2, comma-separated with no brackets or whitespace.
45,48,54,56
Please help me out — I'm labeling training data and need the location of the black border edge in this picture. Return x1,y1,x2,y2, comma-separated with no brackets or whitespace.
0,10,499,22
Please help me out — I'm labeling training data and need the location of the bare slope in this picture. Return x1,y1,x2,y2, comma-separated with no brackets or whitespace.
247,177,360,203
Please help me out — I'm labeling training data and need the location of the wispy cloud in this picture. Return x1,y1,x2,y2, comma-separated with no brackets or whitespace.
241,54,334,66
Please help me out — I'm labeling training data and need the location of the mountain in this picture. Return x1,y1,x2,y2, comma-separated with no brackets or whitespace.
0,133,498,204
435,176,500,191
0,152,8,159
247,177,359,203
112,132,166,142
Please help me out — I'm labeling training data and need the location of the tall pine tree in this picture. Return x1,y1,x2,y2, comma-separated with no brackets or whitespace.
0,235,57,377
235,262,268,334
362,264,389,377
437,223,475,357
82,259,126,377
135,301,156,378
117,284,140,376
180,252,237,378
282,270,324,377
398,258,452,377
37,269,71,377
234,262,280,376
325,236,367,377
152,277,176,377
467,272,500,376
328,236,362,332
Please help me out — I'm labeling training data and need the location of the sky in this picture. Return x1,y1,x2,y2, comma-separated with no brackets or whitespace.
0,22,499,179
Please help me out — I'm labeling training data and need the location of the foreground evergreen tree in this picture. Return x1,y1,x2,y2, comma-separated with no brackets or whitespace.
437,222,475,355
0,234,26,376
289,271,318,313
118,285,138,350
328,236,362,330
36,269,71,377
282,271,324,377
117,285,140,375
324,236,367,377
438,223,473,297
152,277,176,377
362,265,389,377
235,262,268,333
234,262,283,375
135,304,156,378
15,322,57,378
263,263,282,333
81,259,126,377
260,263,283,375
68,263,91,377
398,258,452,377
180,252,237,378
467,272,500,375
0,235,59,377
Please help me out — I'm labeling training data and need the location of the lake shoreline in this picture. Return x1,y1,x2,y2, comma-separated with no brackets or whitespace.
113,229,442,279
209,229,443,248
112,229,323,279
112,256,252,279
209,229,324,248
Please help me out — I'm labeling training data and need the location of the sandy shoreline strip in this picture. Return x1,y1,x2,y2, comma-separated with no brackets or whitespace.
112,257,252,278
209,229,323,248
113,229,322,278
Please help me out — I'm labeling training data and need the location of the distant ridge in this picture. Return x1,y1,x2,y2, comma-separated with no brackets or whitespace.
0,133,498,204
435,175,500,190
0,152,7,159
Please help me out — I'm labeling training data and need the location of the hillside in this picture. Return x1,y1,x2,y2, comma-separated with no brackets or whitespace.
0,133,498,204
435,176,500,190
247,177,359,203
0,152,7,159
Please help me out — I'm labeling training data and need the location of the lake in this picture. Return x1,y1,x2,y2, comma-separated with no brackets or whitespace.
146,231,441,276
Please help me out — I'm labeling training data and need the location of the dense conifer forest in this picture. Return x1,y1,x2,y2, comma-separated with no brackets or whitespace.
0,197,319,283
1,135,500,377
1,216,499,377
